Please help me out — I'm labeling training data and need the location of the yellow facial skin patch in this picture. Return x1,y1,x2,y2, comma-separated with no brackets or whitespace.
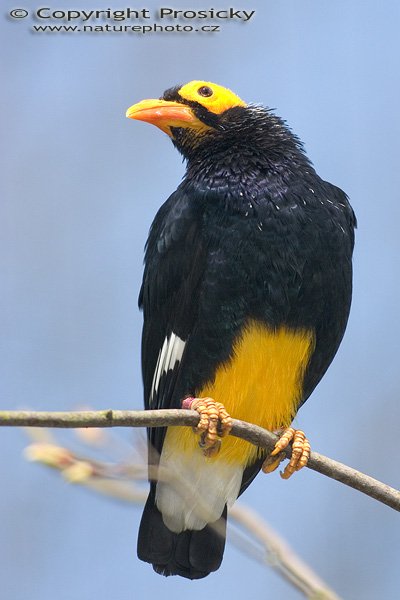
178,80,247,115
126,81,247,138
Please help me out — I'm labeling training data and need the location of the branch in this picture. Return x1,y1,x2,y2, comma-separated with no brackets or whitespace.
23,429,341,599
229,504,341,600
1,408,399,512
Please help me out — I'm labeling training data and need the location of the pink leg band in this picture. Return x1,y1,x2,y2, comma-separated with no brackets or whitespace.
182,396,195,409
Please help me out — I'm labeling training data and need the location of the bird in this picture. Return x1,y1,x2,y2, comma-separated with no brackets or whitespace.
126,81,356,580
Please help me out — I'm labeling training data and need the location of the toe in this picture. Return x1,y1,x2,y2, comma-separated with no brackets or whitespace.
264,427,310,479
270,427,295,456
262,452,285,474
182,396,232,456
280,430,310,479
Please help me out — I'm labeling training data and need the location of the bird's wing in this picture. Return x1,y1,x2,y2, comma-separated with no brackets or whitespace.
298,179,356,402
139,188,207,452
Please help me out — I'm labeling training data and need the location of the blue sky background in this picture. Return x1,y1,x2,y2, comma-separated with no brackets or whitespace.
1,1,400,598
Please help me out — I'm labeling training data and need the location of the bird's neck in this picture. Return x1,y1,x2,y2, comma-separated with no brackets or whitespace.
182,140,312,204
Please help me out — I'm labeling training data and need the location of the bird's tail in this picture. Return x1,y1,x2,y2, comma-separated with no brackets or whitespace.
137,488,227,580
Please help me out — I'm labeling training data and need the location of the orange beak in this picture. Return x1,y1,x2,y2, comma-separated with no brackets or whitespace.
126,98,200,135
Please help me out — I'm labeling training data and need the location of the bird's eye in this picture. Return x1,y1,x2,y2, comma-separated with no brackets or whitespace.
197,86,214,98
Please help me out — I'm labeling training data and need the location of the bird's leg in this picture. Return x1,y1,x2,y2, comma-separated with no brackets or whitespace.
262,427,311,479
182,396,233,458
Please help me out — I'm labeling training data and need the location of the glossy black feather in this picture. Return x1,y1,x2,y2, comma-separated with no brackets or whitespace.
137,102,356,578
138,485,226,579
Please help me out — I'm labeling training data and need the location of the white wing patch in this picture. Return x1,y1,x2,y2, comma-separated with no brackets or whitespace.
150,332,186,405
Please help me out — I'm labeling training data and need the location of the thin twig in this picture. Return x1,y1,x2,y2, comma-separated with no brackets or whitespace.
1,408,399,511
23,432,341,599
230,504,342,600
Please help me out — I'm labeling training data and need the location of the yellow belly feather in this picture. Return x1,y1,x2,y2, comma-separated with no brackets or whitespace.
164,321,315,469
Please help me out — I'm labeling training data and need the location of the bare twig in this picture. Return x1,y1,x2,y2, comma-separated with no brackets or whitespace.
229,504,341,600
23,433,341,599
1,408,399,511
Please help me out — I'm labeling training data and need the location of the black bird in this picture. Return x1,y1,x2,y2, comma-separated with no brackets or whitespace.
126,81,356,580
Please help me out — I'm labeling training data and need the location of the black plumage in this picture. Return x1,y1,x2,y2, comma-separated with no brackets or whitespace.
127,82,356,579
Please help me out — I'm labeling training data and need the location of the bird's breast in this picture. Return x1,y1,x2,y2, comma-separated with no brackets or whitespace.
167,320,315,468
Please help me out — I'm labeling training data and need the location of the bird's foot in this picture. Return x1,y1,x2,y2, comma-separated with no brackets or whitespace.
262,427,311,479
182,396,233,457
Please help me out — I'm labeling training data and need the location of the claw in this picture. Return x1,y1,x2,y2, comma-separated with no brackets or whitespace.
182,396,232,457
261,451,285,474
262,427,311,479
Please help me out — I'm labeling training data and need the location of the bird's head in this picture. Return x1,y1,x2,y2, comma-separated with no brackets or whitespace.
126,81,249,158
